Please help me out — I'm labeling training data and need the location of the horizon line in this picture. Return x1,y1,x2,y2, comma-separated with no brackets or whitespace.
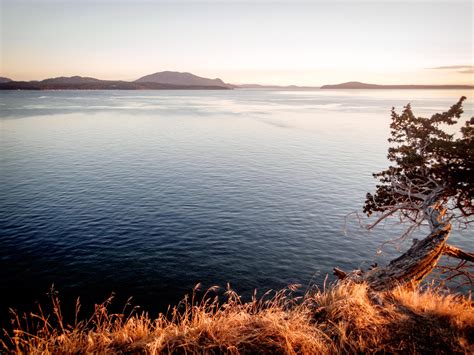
1,72,473,88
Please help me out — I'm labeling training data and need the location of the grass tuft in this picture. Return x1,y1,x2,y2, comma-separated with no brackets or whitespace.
2,281,473,354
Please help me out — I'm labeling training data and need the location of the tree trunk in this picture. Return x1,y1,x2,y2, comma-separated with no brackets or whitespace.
335,201,472,291
361,222,451,291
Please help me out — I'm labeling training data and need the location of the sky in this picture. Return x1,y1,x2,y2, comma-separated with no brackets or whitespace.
1,0,473,85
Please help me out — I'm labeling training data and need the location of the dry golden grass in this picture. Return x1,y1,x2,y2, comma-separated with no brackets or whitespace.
1,281,473,354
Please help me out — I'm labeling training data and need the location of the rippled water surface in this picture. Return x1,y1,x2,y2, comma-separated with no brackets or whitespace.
1,89,472,320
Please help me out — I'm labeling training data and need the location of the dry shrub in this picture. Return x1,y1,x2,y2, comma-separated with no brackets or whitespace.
309,282,392,352
2,282,473,354
385,286,474,353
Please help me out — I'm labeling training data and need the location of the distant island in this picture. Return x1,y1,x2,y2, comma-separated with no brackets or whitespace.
321,81,474,90
135,71,235,89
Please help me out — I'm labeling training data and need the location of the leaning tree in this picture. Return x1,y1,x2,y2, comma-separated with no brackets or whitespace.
335,96,473,290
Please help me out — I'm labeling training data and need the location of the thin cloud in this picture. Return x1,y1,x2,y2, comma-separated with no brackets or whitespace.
429,65,474,74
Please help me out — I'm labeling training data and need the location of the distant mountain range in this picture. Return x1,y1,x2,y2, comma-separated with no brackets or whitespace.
0,72,231,90
0,74,472,90
320,81,474,90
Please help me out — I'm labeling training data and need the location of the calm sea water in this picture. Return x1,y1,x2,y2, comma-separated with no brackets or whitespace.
0,89,472,321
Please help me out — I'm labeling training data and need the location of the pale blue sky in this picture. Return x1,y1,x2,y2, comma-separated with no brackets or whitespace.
1,0,473,85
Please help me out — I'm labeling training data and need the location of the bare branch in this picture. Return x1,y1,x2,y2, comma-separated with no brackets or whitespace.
333,268,347,280
367,209,398,230
443,244,474,262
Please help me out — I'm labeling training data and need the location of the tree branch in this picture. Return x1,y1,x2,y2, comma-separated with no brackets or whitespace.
333,267,347,280
443,244,474,262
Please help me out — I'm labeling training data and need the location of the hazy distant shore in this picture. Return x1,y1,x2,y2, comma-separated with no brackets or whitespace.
321,81,474,90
